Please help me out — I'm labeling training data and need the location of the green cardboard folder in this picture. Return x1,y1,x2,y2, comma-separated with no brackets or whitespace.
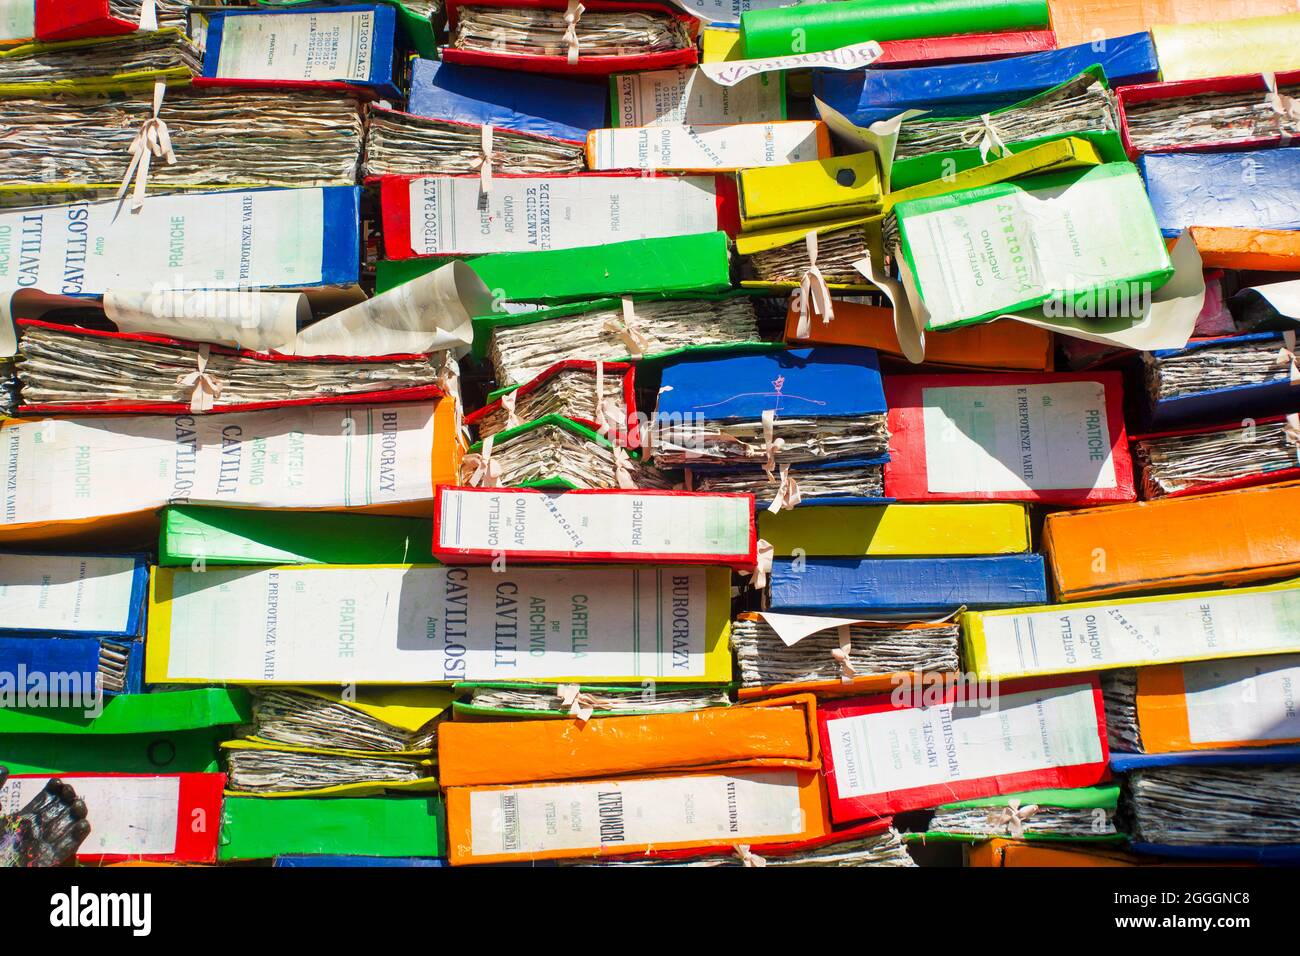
159,505,436,567
219,795,446,860
471,292,777,364
894,162,1174,330
0,688,250,775
911,785,1125,844
890,130,1127,191
739,0,1050,58
375,232,733,300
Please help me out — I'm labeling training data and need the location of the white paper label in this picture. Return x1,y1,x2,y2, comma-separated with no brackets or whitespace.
825,683,1102,800
407,176,721,255
976,586,1300,678
215,10,375,82
438,489,751,558
0,0,34,41
698,42,883,87
613,68,784,127
0,554,139,635
901,173,1171,328
1183,654,1300,745
589,122,824,171
160,565,714,683
468,770,804,857
0,189,331,295
921,382,1118,493
0,404,435,526
0,776,180,856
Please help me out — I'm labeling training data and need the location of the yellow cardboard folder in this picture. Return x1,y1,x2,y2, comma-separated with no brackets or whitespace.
146,563,735,685
963,578,1300,681
738,152,883,231
759,503,1032,557
220,739,439,798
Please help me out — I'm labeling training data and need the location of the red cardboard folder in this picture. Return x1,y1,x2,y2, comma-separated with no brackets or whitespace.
464,359,640,447
1131,414,1300,499
0,772,224,863
14,320,444,416
35,0,139,42
442,0,699,77
883,371,1136,505
1116,71,1300,158
818,675,1109,822
432,485,758,568
377,171,741,260
871,29,1057,67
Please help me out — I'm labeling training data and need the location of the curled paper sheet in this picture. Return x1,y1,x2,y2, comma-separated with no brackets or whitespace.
294,260,494,358
1234,278,1300,323
813,96,928,191
856,231,1207,363
758,609,963,646
699,41,883,87
104,289,309,354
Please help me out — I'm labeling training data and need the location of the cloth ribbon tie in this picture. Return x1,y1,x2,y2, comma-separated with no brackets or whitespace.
960,113,1010,163
563,0,585,65
499,389,522,429
796,231,835,339
829,624,857,683
734,845,767,867
464,434,502,488
556,684,601,723
604,298,652,359
176,344,222,412
138,0,158,30
746,538,774,590
611,444,637,489
472,124,494,196
766,463,802,514
592,359,625,438
988,799,1040,839
1276,330,1300,385
1264,73,1300,143
117,80,176,214
761,409,786,479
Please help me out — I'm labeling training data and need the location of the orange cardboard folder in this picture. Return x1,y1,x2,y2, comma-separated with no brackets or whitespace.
438,694,819,786
1190,226,1300,271
1043,481,1300,601
784,300,1053,371
966,839,1236,867
1047,0,1300,47
445,767,829,865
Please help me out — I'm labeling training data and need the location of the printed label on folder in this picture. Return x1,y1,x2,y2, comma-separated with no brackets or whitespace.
921,382,1118,493
437,489,752,560
825,683,1102,800
0,554,139,634
613,68,784,126
407,176,720,255
0,0,33,41
0,189,330,295
902,173,1168,328
215,10,376,82
0,404,435,526
976,587,1300,677
1184,655,1300,745
589,122,824,171
157,565,712,682
0,776,179,856
467,770,804,856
